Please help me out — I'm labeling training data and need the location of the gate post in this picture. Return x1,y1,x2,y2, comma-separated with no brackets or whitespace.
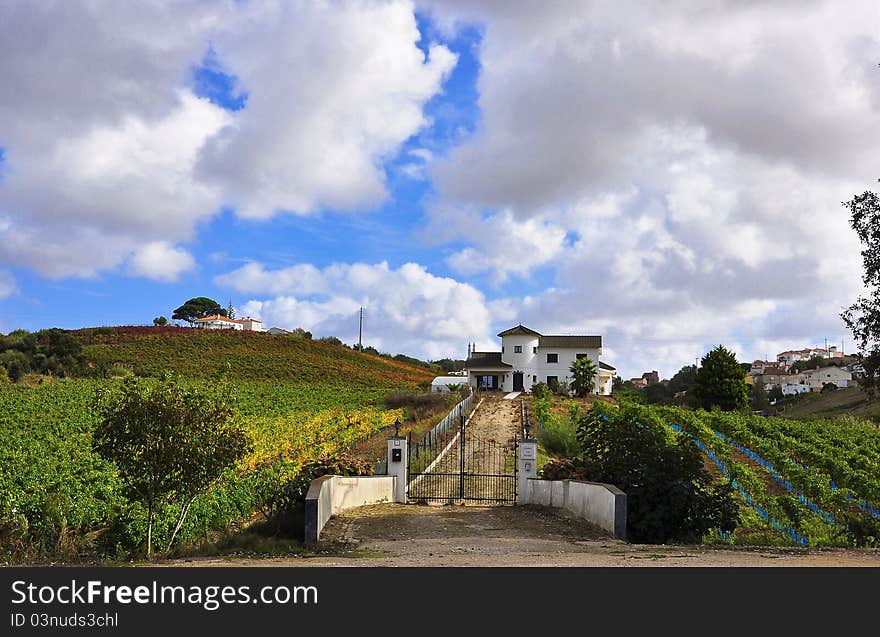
387,433,408,503
517,437,538,505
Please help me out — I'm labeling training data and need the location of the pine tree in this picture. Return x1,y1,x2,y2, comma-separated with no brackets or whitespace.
692,345,748,411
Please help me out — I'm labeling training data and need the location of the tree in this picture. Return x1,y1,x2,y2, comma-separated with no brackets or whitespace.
790,355,824,373
171,297,226,325
642,382,673,404
226,300,235,320
667,364,697,395
290,327,312,340
841,186,880,397
767,384,784,404
692,346,748,411
92,376,250,559
749,379,771,412
153,316,168,326
569,357,598,397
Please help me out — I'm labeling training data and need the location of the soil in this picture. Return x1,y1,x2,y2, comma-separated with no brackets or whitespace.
172,503,880,567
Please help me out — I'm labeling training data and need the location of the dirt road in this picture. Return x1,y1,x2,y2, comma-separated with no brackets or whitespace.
174,503,880,567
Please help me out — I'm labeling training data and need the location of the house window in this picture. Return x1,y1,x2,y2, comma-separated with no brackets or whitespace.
502,346,505,353
532,375,537,382
547,353,558,363
576,353,588,360
546,376,558,391
514,345,523,353
533,346,537,354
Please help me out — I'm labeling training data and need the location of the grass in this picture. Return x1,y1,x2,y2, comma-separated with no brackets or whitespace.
773,386,880,421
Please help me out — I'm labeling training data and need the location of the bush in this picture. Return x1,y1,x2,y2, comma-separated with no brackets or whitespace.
573,403,739,543
531,382,551,400
252,452,373,538
538,457,593,481
539,415,578,457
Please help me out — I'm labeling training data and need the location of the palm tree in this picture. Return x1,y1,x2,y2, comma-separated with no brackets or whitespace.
570,357,598,397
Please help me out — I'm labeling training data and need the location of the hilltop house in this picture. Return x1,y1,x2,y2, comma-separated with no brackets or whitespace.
776,346,842,367
465,324,616,395
193,315,264,331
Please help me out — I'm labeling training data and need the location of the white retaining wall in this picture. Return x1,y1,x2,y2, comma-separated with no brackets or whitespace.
523,479,627,539
304,475,396,544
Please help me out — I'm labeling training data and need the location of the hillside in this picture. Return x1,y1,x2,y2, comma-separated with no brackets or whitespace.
0,326,448,562
773,386,880,422
73,326,437,388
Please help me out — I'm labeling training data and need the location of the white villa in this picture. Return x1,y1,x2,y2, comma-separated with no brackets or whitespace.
193,314,264,331
465,324,616,395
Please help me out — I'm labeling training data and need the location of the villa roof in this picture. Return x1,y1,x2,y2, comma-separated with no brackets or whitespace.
539,335,602,348
466,352,512,369
497,324,542,337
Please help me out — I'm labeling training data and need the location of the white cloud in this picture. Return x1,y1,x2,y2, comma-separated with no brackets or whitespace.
435,208,568,284
128,242,196,282
413,1,878,377
196,1,456,218
0,1,456,279
218,261,492,359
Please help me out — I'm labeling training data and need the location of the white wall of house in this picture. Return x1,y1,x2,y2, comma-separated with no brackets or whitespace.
196,318,243,330
597,370,614,396
804,366,852,389
238,318,264,332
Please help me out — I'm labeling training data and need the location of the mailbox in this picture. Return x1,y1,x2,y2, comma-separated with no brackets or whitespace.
391,448,402,462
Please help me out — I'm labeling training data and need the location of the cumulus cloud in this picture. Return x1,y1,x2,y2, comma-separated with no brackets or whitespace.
431,208,569,284
196,1,456,218
128,242,196,282
216,261,493,359
0,1,455,278
415,0,878,376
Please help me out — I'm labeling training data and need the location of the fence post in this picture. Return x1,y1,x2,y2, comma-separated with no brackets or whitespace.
387,433,408,504
517,437,538,505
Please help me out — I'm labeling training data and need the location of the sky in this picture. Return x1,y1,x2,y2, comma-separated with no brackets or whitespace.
0,0,878,378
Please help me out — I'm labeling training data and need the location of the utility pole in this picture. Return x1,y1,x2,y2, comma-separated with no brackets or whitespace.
358,307,364,352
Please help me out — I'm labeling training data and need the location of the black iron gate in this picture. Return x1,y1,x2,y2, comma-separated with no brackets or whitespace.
407,415,517,503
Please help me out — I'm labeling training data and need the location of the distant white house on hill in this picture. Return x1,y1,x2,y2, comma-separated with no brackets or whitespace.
193,314,264,332
465,324,616,395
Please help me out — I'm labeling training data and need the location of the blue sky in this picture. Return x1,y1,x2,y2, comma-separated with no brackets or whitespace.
0,1,877,377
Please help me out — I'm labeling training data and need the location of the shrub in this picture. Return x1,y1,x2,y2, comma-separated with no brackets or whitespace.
531,382,551,400
252,452,373,538
573,403,739,543
538,457,593,481
539,416,578,457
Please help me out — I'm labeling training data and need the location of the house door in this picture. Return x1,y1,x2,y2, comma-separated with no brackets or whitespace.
513,372,524,392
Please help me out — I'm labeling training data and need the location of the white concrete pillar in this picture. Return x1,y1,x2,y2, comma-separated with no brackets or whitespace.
387,435,408,503
517,438,538,505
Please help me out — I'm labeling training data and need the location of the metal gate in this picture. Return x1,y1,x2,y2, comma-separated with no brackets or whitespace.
407,414,517,503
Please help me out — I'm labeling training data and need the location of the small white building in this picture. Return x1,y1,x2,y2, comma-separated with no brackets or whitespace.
193,314,264,331
781,383,813,396
465,324,615,395
237,317,264,332
194,314,242,330
431,376,468,393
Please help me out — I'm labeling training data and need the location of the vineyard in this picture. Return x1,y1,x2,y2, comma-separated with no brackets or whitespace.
0,328,438,563
617,402,880,547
